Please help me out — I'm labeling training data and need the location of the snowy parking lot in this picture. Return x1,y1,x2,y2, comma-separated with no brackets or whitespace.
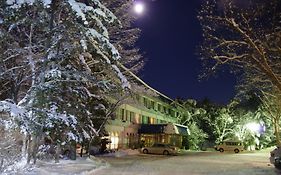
11,149,280,175
93,150,280,175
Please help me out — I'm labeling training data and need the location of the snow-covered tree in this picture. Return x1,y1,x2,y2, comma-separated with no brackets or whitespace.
0,0,130,170
198,0,281,145
102,0,143,74
212,108,233,143
174,98,208,150
258,90,281,146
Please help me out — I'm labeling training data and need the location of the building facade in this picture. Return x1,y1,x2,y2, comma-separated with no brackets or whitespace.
105,94,189,149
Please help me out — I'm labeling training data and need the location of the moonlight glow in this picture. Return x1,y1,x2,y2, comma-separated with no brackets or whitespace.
134,2,145,14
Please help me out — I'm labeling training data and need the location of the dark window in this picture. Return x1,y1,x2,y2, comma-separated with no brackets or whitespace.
143,97,148,107
158,104,162,112
142,115,148,124
151,101,155,110
168,108,172,115
130,112,135,122
126,110,130,121
121,109,125,121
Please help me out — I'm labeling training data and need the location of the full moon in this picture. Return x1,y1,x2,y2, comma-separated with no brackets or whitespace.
134,3,145,14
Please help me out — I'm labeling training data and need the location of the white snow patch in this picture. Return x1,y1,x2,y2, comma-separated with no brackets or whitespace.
18,157,107,175
83,129,90,139
42,0,51,7
80,39,87,51
111,65,130,89
6,0,34,8
0,100,26,117
3,157,28,175
8,24,16,32
94,8,106,19
67,132,77,141
6,0,51,8
45,68,62,79
68,0,89,25
85,28,121,61
47,50,56,60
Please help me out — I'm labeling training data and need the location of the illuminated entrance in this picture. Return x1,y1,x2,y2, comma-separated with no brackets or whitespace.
138,123,189,148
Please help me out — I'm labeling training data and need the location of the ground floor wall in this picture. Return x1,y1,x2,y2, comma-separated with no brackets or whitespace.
105,122,140,150
105,122,184,149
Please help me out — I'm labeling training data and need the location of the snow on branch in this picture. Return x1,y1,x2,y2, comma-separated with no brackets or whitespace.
0,100,26,118
112,65,130,89
213,54,248,63
85,28,121,61
91,0,119,23
6,0,51,8
68,0,89,25
67,0,118,36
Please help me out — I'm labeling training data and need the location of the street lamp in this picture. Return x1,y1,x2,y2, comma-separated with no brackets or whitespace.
245,122,263,133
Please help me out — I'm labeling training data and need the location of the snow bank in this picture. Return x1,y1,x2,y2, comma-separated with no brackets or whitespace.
19,157,107,175
2,157,30,175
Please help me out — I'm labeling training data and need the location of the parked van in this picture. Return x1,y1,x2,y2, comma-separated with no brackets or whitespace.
214,141,244,153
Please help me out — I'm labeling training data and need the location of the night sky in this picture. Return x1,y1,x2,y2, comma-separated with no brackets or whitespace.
135,0,237,104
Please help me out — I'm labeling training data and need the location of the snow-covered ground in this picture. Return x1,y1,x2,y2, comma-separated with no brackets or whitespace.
33,158,106,175
1,149,140,175
93,149,280,175
2,149,277,175
10,157,106,175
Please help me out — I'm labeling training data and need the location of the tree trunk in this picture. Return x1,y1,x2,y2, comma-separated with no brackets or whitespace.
273,117,281,146
27,135,32,164
26,134,40,164
54,144,61,163
21,133,28,159
80,142,84,157
32,135,40,164
69,141,76,160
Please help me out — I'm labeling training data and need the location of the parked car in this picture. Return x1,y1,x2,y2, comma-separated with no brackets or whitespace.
270,147,281,169
214,140,244,153
141,143,180,155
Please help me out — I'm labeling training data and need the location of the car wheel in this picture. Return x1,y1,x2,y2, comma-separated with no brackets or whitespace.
163,150,169,155
219,148,224,153
234,149,239,153
143,149,148,154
